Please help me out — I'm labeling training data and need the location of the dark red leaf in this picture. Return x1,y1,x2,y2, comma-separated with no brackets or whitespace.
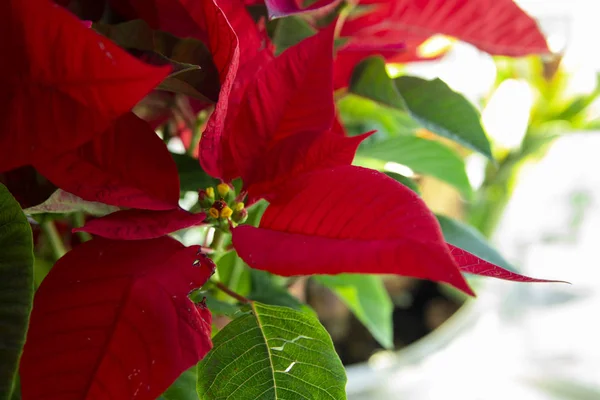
0,0,169,172
233,165,474,295
0,166,56,209
224,25,336,181
75,209,207,240
35,113,180,210
342,0,549,57
20,237,214,400
246,130,373,199
263,0,341,18
200,0,274,179
448,244,567,284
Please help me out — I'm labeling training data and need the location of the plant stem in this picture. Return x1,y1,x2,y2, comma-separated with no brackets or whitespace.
215,282,250,304
41,220,67,260
72,212,92,242
211,228,227,252
186,116,203,157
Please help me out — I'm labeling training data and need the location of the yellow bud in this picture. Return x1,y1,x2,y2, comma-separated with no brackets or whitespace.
205,187,215,199
208,208,219,219
217,183,230,197
220,206,233,218
234,202,245,211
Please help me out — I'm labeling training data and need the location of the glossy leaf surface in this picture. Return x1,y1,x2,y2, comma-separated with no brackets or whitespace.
357,135,472,198
395,76,492,158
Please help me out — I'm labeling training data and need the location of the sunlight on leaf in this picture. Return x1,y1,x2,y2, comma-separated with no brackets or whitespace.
197,302,347,399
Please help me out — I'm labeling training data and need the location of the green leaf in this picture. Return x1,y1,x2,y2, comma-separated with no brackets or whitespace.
384,172,420,194
0,184,34,399
349,57,408,112
215,251,251,300
158,367,199,400
314,274,394,349
273,17,316,55
248,270,304,311
356,135,473,199
337,94,418,137
394,76,493,159
436,214,516,272
197,302,347,399
23,189,119,216
171,153,219,193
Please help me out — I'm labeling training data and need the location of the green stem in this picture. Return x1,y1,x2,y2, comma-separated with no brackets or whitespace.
211,228,227,252
72,212,92,242
41,220,67,260
215,282,250,304
186,117,203,157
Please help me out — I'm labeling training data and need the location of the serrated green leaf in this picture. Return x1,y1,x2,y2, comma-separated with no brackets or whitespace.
394,76,493,159
23,189,118,216
436,214,516,272
273,17,316,55
171,153,219,193
197,302,347,400
0,184,34,399
158,367,199,400
349,57,408,112
356,135,473,199
248,270,304,311
314,274,394,349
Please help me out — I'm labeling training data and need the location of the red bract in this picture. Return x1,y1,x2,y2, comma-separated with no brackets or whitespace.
109,0,240,172
201,0,275,179
75,209,208,240
0,0,169,172
208,25,335,182
333,0,550,87
234,166,475,295
262,0,341,18
34,113,181,210
20,237,214,400
449,245,567,283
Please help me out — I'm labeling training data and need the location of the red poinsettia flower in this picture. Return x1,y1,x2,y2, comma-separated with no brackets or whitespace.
333,0,551,88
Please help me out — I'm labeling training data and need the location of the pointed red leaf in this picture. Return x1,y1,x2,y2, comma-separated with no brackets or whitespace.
75,209,207,240
224,25,336,181
342,0,549,57
20,237,214,400
0,0,169,172
233,165,474,295
200,0,273,179
246,130,373,199
109,0,241,179
264,0,341,18
34,113,180,210
448,244,567,284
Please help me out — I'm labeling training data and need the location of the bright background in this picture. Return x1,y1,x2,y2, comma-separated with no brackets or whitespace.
346,1,600,398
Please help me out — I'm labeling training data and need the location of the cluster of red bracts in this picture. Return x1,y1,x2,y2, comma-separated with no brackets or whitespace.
0,0,558,399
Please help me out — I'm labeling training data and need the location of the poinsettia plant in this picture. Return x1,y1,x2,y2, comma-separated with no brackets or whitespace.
0,0,565,398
